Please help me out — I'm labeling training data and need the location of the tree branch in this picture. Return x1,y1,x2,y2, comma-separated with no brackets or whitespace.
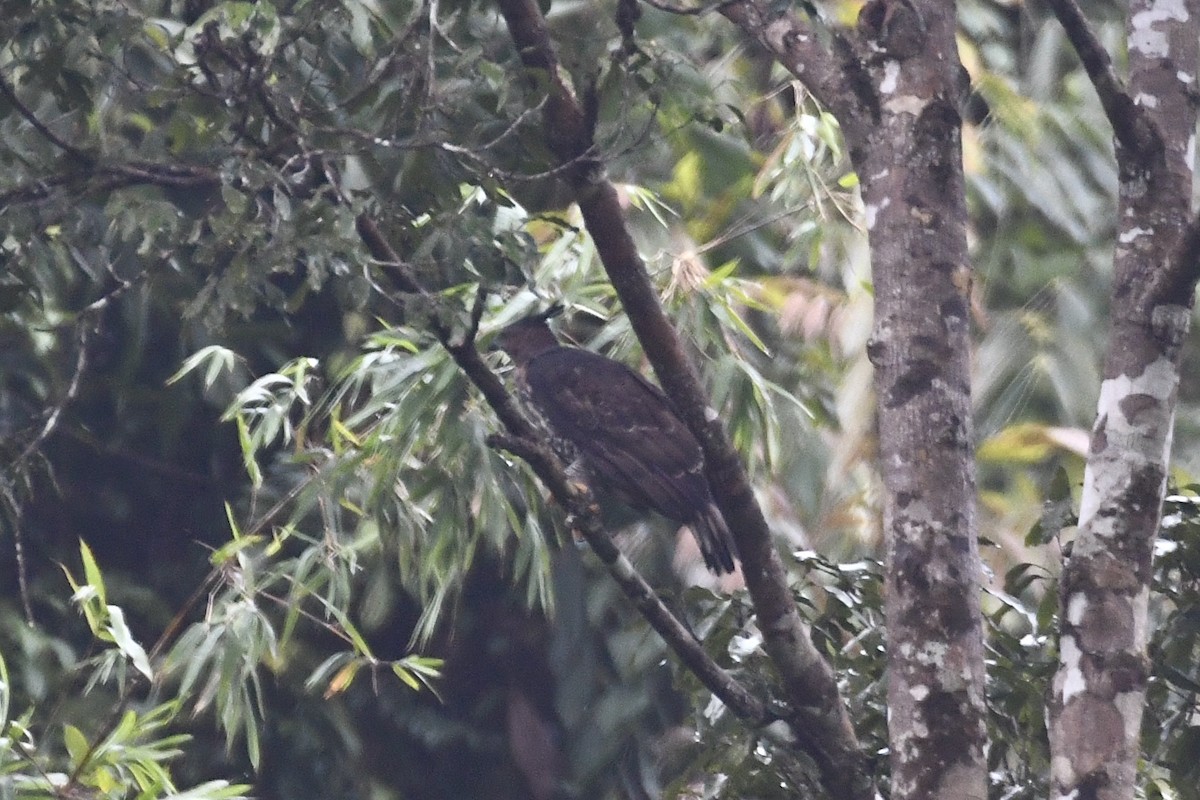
0,70,95,164
3,279,132,624
639,0,730,16
1042,0,1159,156
353,214,770,723
487,434,769,723
494,0,869,796
717,0,877,145
0,163,220,212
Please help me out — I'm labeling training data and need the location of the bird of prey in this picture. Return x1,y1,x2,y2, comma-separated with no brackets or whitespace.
494,311,738,574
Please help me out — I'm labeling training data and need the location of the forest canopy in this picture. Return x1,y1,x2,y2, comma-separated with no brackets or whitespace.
3,0,1200,798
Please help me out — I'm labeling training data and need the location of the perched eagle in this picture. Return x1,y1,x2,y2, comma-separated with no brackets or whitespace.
495,313,738,574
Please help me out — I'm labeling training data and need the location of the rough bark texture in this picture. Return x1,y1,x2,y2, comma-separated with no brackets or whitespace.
1047,0,1200,797
852,5,987,799
724,1,988,797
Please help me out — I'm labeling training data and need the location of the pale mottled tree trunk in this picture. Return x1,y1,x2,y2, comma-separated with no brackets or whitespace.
1047,0,1200,797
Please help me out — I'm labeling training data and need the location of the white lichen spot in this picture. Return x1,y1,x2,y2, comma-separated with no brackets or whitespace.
885,94,926,116
1131,586,1151,647
909,684,929,701
865,197,891,230
1119,226,1153,244
1130,0,1190,57
914,640,949,666
1134,92,1160,108
1067,593,1088,627
881,61,901,94
704,405,719,423
1115,691,1144,744
1075,356,1178,531
1178,71,1195,84
1130,26,1169,57
1059,635,1087,703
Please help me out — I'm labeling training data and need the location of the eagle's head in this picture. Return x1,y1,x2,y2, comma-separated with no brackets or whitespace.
494,308,564,366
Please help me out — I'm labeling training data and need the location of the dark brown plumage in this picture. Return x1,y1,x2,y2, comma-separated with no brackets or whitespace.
495,314,737,574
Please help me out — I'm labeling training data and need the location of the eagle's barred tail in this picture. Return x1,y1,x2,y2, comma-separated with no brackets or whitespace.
692,503,738,575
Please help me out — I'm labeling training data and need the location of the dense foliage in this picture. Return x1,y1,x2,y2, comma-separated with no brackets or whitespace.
2,0,1199,797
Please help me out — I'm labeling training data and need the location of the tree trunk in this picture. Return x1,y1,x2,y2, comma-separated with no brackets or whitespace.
1048,0,1200,797
854,4,987,799
722,1,989,796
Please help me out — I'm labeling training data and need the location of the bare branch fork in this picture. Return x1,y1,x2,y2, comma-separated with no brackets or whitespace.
493,0,870,796
1041,0,1160,156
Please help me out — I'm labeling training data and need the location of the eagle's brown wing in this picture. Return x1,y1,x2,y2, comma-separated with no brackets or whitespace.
523,348,701,514
523,347,736,573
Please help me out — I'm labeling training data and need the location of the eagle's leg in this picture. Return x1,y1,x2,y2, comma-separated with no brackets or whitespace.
564,459,598,547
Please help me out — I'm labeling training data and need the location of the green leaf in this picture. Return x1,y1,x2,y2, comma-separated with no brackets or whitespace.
166,345,239,388
243,704,261,770
234,416,263,488
106,605,154,680
79,539,106,605
162,780,253,800
391,662,421,691
0,651,8,728
63,724,89,767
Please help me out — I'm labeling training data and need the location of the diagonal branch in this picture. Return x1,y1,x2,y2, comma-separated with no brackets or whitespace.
494,0,870,796
487,434,769,722
717,0,877,147
1043,0,1159,156
3,276,141,625
0,70,95,164
353,215,769,722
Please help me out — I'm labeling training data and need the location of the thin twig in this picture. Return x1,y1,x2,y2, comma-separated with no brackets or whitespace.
0,70,95,163
0,162,220,212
